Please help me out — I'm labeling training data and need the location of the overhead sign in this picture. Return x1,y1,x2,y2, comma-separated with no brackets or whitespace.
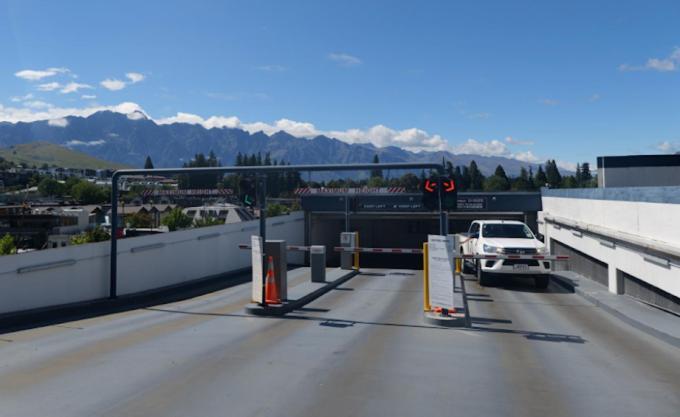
427,235,454,309
457,196,487,210
295,187,406,195
141,188,234,197
251,235,264,303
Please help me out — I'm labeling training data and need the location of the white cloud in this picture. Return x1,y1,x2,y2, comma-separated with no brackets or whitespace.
15,67,70,81
619,47,680,72
100,78,126,91
126,72,145,83
589,94,601,102
556,160,577,172
66,139,106,147
37,82,61,91
23,100,52,109
101,72,146,91
505,136,534,146
539,98,559,106
657,141,680,153
81,94,97,100
126,111,147,121
513,151,540,163
10,93,34,102
0,101,145,124
452,139,509,156
48,118,69,127
328,53,362,66
60,82,93,94
255,65,286,72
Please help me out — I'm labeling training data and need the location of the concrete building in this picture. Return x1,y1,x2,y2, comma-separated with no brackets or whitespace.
598,154,680,187
540,186,680,314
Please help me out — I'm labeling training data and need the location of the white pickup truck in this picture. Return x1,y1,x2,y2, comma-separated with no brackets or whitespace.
458,220,552,289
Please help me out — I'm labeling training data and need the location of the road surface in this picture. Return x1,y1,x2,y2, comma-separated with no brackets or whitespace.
0,269,678,417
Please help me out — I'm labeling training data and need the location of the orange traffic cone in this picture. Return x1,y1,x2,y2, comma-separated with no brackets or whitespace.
265,256,281,304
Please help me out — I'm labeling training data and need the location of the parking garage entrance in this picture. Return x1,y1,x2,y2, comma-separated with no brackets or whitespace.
302,192,543,269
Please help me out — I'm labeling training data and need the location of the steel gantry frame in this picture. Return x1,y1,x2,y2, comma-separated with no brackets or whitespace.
108,162,445,298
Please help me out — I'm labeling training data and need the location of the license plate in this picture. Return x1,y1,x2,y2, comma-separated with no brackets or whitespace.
513,264,529,271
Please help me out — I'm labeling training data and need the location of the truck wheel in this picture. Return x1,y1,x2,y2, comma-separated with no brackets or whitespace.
477,261,494,286
534,275,550,289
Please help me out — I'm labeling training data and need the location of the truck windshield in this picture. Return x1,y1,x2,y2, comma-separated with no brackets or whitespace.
482,224,534,239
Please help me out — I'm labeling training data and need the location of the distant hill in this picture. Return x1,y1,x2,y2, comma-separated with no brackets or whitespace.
0,141,130,170
0,111,548,176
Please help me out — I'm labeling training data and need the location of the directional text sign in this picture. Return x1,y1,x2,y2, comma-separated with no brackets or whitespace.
427,234,454,309
251,235,264,303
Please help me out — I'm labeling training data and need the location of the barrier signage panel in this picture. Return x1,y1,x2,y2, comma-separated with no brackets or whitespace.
427,235,454,309
251,235,264,303
457,197,487,210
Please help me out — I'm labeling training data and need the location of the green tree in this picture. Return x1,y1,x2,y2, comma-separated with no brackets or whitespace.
562,175,578,188
545,160,562,188
127,212,153,228
38,178,64,197
468,161,485,190
367,176,385,187
161,208,192,231
370,154,383,178
193,217,224,228
399,173,420,191
178,152,221,189
70,227,110,245
144,156,154,169
71,181,109,204
266,203,290,217
534,165,548,187
484,175,511,191
581,162,593,187
512,167,533,191
0,234,17,255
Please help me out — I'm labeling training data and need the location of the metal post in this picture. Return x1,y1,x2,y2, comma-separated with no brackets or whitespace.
257,174,267,304
344,195,350,232
438,177,447,236
109,174,119,299
258,174,267,242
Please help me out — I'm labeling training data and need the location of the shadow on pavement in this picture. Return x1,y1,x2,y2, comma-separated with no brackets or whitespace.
144,307,587,344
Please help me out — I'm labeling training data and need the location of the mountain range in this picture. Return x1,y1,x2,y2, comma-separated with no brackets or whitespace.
0,111,543,177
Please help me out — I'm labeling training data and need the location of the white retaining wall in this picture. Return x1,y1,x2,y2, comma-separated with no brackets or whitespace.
541,197,680,297
0,212,305,315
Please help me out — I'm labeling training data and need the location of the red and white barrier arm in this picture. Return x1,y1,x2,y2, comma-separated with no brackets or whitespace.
333,247,423,254
238,244,311,252
333,246,569,261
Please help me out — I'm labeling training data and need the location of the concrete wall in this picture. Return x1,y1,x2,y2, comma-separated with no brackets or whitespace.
540,190,680,302
598,166,680,187
0,212,304,315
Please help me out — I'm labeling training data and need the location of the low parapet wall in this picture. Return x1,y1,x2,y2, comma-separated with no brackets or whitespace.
540,188,680,308
0,212,304,315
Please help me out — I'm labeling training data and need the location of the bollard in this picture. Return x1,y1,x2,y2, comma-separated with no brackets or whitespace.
310,245,326,283
340,232,357,270
265,240,288,301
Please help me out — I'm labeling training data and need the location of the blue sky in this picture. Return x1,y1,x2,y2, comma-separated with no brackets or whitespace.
1,0,679,169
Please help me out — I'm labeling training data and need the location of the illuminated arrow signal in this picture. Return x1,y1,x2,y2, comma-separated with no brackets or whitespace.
424,179,437,193
443,179,456,192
